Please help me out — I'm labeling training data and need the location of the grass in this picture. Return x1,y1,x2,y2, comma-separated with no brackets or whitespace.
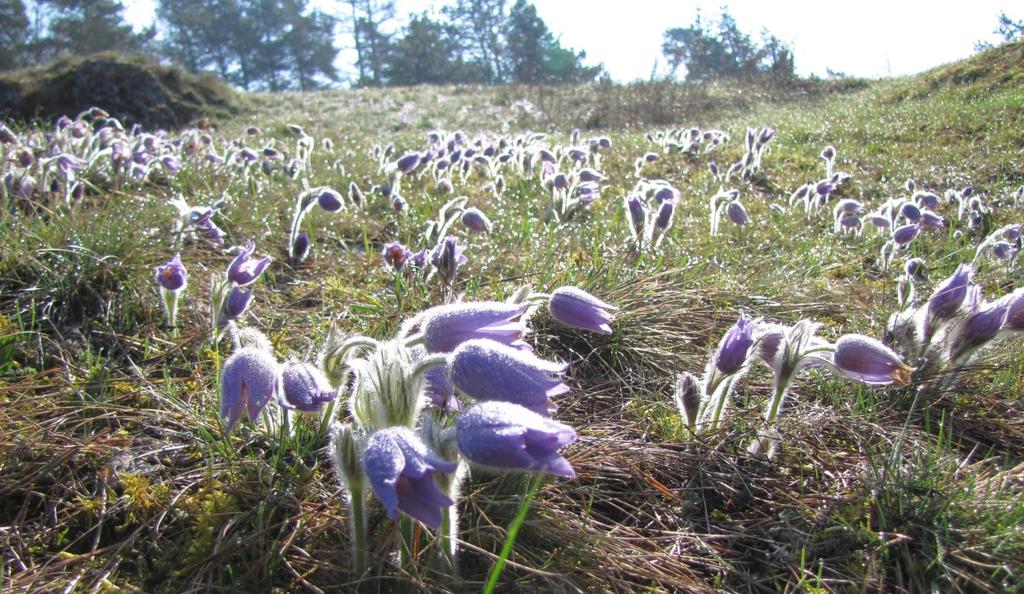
2,41,1024,592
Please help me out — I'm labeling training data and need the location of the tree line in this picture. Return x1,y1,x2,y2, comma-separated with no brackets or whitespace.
0,0,602,91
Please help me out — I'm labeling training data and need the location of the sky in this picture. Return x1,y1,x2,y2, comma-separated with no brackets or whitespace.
121,0,1018,82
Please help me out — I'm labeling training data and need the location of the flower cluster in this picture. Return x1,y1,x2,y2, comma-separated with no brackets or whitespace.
677,313,912,458
211,240,271,342
885,262,1023,394
316,285,614,571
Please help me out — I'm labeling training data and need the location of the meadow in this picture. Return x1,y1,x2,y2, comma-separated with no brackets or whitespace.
1,42,1023,593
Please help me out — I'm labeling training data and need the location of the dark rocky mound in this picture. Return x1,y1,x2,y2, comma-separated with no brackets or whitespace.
0,52,237,129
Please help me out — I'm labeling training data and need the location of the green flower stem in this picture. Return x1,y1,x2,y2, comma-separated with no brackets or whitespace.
349,484,367,574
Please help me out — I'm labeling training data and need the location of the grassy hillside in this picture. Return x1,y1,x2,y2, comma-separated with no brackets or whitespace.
1,42,1023,593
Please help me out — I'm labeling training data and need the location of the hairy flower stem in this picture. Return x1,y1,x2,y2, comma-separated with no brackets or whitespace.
439,506,456,574
348,485,367,574
160,286,179,331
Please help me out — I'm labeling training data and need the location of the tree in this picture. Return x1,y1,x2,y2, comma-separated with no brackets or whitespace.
341,0,396,86
0,0,29,69
661,7,795,81
384,14,465,85
505,0,546,83
442,0,506,83
281,3,339,90
504,0,598,84
157,0,338,91
46,0,149,56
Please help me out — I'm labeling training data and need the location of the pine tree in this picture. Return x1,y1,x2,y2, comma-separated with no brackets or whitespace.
0,0,30,69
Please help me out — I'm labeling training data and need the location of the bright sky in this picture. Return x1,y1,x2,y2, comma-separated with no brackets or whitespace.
122,0,1017,82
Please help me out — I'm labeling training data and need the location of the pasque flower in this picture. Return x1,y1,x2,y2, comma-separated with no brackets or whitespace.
228,240,272,286
280,361,336,412
220,347,280,433
455,401,577,478
155,254,187,291
547,286,617,334
831,334,912,385
948,299,1008,362
714,314,757,375
431,236,467,286
450,339,568,416
362,427,457,529
927,263,973,322
461,208,492,233
421,301,529,353
382,241,412,271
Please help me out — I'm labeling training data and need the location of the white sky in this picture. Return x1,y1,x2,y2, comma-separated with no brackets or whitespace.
122,0,1018,81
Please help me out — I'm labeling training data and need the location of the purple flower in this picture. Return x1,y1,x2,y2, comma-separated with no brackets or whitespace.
831,334,912,385
450,339,568,416
726,200,748,226
755,323,786,366
919,210,944,230
292,232,311,262
382,241,412,271
280,361,336,412
892,224,920,246
653,185,678,204
917,192,940,209
900,202,922,222
155,254,187,292
992,241,1015,260
949,300,1009,361
431,236,467,285
820,146,836,161
904,257,927,282
455,401,577,478
395,152,421,174
654,200,675,233
461,208,492,233
220,347,279,433
715,314,757,375
0,124,17,145
410,248,429,269
548,286,617,334
227,241,271,286
362,427,457,529
625,195,647,239
1000,288,1024,331
577,168,606,183
421,301,529,353
927,263,973,322
224,286,253,320
317,189,344,212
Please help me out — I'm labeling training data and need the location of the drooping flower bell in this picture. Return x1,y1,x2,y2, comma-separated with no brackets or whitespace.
547,286,617,334
362,427,458,529
220,347,280,433
280,361,336,412
395,152,422,174
450,339,568,416
455,401,577,478
460,208,492,233
317,188,345,212
420,301,529,353
831,334,912,385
